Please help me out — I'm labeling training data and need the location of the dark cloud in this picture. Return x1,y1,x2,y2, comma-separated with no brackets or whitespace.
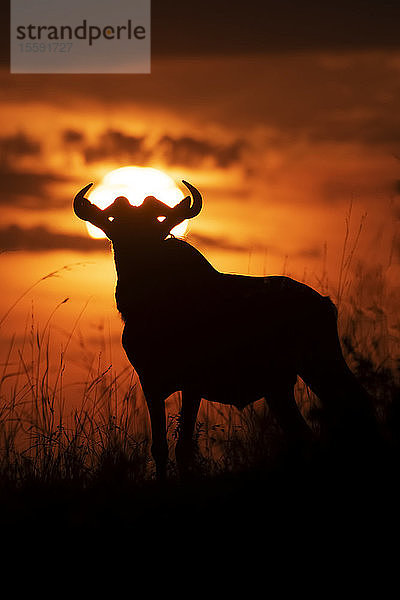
159,135,245,168
188,232,322,261
320,177,394,204
63,129,85,144
187,232,246,253
83,130,147,164
0,224,108,252
151,1,400,55
0,164,69,208
296,246,323,259
2,50,400,148
79,129,245,169
393,236,400,261
0,133,41,161
3,2,400,68
307,115,400,148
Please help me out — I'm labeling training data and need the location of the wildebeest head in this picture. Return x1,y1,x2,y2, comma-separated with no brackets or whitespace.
73,180,202,245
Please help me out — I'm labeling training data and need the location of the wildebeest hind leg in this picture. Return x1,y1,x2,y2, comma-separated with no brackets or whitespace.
300,356,379,449
266,380,314,445
175,388,201,478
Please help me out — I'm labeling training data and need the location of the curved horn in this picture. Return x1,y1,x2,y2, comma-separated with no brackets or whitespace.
73,183,94,221
156,181,203,237
73,183,112,236
181,180,202,218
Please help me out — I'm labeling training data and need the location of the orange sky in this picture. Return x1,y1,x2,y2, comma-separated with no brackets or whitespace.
1,26,400,415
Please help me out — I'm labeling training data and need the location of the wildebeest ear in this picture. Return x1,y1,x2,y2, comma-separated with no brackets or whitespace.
174,196,191,213
156,183,203,237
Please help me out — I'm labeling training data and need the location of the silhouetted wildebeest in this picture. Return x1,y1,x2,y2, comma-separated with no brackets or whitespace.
74,181,376,478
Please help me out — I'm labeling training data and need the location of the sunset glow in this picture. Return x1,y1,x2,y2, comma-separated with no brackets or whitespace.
3,1,400,532
85,166,187,239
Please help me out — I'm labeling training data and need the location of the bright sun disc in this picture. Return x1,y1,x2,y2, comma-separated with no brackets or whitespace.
85,167,187,239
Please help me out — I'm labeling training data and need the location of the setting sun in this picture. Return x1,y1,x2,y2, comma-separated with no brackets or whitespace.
86,166,187,239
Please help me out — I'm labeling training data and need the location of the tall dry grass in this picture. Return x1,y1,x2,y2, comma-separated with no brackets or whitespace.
0,213,399,494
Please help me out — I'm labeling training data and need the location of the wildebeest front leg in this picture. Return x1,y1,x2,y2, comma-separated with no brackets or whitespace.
144,391,168,480
175,389,201,477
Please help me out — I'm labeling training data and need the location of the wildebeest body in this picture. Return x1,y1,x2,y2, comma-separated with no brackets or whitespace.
120,237,338,409
74,180,376,478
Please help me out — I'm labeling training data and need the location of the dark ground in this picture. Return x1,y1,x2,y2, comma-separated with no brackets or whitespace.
1,437,398,544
